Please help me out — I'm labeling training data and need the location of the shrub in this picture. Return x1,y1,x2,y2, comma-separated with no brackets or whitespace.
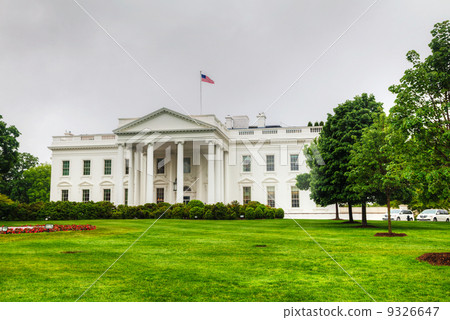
245,207,255,220
189,206,204,219
254,207,264,219
204,209,214,220
275,208,284,219
227,201,240,220
157,202,171,208
187,200,204,208
144,203,157,211
213,202,229,220
0,199,284,221
172,204,185,219
266,207,275,219
246,201,261,209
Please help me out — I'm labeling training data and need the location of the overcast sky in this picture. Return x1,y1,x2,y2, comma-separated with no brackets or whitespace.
0,0,449,162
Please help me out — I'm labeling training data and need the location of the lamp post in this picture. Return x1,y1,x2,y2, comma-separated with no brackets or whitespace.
173,178,177,192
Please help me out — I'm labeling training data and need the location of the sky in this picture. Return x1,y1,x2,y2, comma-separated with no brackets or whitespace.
0,0,449,162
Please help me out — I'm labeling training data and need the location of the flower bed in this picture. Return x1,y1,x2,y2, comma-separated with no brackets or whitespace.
0,224,96,234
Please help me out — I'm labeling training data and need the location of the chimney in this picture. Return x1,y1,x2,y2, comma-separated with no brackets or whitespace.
225,115,233,129
257,112,266,128
232,115,249,129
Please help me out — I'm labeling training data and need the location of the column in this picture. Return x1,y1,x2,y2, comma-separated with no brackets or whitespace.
134,148,140,205
146,143,154,203
128,146,135,206
207,141,215,204
224,151,229,204
176,141,184,202
116,144,124,204
215,145,221,202
220,148,225,202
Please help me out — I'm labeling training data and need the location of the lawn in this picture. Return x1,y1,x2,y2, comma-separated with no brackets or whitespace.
0,219,449,302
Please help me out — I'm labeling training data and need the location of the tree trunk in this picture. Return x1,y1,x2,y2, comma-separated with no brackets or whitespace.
387,192,392,234
361,201,367,227
348,203,354,223
335,202,340,220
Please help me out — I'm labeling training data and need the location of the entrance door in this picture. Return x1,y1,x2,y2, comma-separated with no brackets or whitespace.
183,195,190,205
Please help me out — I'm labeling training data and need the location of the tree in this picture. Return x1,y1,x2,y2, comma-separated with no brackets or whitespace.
23,164,51,202
303,140,342,220
389,20,450,205
0,115,20,176
306,93,383,224
319,121,324,126
307,121,313,127
314,121,319,126
348,113,413,233
296,173,311,190
0,152,39,202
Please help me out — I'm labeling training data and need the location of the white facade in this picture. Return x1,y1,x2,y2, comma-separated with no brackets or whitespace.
49,108,332,213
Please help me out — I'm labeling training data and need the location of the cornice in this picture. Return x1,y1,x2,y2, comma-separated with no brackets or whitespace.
48,145,118,151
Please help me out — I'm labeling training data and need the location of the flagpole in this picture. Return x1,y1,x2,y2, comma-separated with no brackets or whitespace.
200,71,203,115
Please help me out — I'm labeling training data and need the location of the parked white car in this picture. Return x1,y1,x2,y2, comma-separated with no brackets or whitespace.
383,209,415,221
417,209,450,222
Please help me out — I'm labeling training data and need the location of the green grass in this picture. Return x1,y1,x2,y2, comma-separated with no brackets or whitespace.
0,219,449,302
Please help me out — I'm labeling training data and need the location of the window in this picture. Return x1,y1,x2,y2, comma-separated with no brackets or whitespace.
62,161,70,176
183,186,192,192
243,186,251,204
267,186,275,207
291,186,299,208
83,160,91,175
61,190,69,201
125,159,130,175
103,189,111,202
266,155,275,172
156,188,164,203
183,157,191,174
124,188,128,206
82,189,90,203
242,155,251,172
104,159,112,175
156,158,165,174
183,196,190,205
290,154,299,171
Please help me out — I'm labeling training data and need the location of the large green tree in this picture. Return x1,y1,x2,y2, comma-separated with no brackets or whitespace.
348,113,413,234
0,152,39,202
0,115,20,176
303,141,341,220
23,164,51,203
305,93,383,224
389,20,450,205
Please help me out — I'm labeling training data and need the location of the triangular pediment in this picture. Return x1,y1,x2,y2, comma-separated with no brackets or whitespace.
79,181,94,187
286,176,298,184
114,108,214,134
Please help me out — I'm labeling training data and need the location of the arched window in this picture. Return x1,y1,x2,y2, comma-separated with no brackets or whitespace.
183,186,192,192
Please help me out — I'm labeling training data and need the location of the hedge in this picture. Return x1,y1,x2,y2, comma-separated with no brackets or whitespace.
0,199,284,221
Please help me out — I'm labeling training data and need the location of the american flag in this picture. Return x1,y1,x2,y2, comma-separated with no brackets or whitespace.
201,73,214,84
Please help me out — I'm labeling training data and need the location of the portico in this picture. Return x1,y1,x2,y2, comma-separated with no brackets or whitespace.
110,108,229,205
115,139,227,205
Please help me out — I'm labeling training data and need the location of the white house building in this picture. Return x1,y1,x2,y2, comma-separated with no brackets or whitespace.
49,107,331,213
